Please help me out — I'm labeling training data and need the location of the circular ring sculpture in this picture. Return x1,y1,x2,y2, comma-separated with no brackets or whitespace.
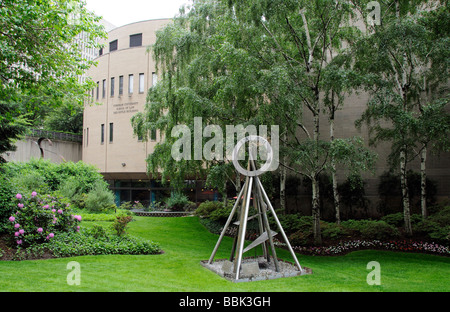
232,135,273,177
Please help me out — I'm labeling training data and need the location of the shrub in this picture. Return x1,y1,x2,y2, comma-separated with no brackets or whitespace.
195,201,225,218
321,222,349,241
47,231,161,258
381,212,404,227
5,192,81,248
9,171,51,195
111,215,133,237
165,192,189,211
209,202,234,223
359,220,400,240
0,175,15,234
84,181,116,213
88,224,108,239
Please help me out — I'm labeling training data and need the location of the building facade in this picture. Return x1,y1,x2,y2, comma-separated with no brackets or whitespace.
83,19,220,207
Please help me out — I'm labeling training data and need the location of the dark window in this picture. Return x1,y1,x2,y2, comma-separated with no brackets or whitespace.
109,39,118,52
109,123,114,143
151,128,157,141
130,33,142,47
99,47,103,56
111,77,115,97
96,81,99,100
86,128,89,147
101,124,105,144
102,79,106,98
119,76,123,95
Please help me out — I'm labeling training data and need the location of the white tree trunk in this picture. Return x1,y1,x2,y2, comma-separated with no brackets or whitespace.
420,146,427,219
280,163,287,214
400,149,413,236
311,175,322,245
330,117,341,224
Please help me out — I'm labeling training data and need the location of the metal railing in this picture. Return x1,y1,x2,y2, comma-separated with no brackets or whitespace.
28,129,82,143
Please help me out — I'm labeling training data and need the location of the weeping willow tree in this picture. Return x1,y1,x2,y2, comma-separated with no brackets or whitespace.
131,1,271,194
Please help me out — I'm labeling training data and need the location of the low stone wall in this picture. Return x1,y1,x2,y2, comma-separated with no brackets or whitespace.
133,211,193,217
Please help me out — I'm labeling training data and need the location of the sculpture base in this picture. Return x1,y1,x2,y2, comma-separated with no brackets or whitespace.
200,256,312,283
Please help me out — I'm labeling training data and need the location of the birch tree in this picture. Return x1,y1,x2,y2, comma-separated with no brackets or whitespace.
353,0,449,234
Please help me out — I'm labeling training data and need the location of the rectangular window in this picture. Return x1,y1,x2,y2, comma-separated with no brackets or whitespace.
128,74,134,94
151,128,157,141
129,33,142,47
109,123,114,143
101,124,105,144
110,77,115,97
109,39,118,52
152,72,158,87
119,76,124,96
86,128,89,147
102,79,106,98
99,47,103,56
139,73,145,93
96,81,99,100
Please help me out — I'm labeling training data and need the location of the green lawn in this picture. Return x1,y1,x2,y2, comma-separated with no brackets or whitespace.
0,216,449,292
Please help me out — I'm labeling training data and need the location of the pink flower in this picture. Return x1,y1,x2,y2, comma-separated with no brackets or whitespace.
16,193,22,200
17,240,22,245
51,209,56,213
57,209,63,214
19,229,24,235
8,216,15,222
37,228,43,233
72,215,82,221
18,203,24,208
31,191,37,197
14,223,20,229
43,205,49,209
15,231,20,237
48,233,54,238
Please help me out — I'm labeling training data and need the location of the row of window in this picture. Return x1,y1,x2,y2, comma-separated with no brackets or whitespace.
93,73,157,100
99,33,143,56
84,124,157,147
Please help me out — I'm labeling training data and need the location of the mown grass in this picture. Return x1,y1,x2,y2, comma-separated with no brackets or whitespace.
0,216,449,292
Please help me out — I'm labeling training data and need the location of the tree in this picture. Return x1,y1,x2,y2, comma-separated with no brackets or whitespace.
44,101,84,135
135,0,376,245
229,0,376,243
353,0,449,234
0,0,106,155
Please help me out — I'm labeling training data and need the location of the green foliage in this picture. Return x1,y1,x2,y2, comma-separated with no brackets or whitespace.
84,181,116,213
0,0,106,153
340,220,400,241
44,101,83,135
0,103,28,163
0,174,15,233
2,159,105,194
195,201,225,218
47,231,161,258
165,192,189,211
111,215,134,237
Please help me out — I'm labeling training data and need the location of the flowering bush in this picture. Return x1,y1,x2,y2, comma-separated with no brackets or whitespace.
274,239,450,256
6,192,81,248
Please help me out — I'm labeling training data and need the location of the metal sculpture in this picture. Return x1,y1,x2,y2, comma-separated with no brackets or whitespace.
207,136,303,281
